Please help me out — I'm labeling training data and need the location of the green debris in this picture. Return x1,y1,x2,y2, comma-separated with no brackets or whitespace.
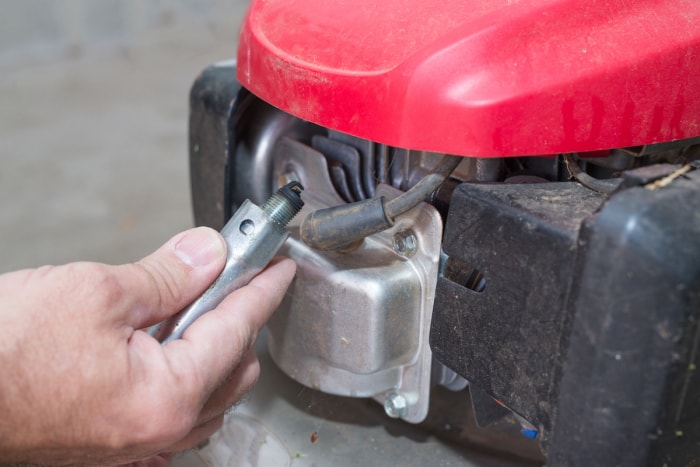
675,430,684,437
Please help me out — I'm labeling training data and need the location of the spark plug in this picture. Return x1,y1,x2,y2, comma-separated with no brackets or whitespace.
152,182,304,344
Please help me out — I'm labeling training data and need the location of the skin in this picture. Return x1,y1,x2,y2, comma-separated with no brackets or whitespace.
0,227,296,465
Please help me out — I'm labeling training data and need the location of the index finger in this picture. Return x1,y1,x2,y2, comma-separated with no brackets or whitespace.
162,257,296,399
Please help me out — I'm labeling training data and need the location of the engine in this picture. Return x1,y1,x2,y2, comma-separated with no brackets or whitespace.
189,62,700,465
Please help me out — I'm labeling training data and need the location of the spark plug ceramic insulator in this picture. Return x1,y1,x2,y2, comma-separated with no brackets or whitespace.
153,182,304,345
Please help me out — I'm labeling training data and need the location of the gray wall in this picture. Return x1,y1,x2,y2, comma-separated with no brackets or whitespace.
0,0,248,66
0,1,248,272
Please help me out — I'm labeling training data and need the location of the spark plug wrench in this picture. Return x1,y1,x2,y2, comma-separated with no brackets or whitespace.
152,182,304,344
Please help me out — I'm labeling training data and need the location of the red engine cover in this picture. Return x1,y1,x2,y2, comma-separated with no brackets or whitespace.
238,0,700,157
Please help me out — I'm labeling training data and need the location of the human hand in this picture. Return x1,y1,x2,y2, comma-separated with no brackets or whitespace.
0,227,295,465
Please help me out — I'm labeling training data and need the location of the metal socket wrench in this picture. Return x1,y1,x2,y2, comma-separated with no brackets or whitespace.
153,182,304,344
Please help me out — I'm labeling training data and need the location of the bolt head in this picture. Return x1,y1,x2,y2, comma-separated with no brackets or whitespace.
384,392,408,418
392,230,417,257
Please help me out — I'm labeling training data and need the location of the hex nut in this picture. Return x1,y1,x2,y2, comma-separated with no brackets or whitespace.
384,392,408,418
392,230,417,257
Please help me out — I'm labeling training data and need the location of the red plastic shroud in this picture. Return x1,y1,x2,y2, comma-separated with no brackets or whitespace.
238,0,700,157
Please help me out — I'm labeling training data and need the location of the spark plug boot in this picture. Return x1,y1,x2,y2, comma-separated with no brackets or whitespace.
152,182,304,344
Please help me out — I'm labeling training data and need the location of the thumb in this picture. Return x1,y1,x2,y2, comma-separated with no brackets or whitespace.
117,227,226,329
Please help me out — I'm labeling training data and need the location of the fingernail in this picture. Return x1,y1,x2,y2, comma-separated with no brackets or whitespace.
173,227,225,267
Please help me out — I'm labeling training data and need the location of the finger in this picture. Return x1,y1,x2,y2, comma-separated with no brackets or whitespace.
166,414,225,453
116,227,227,329
210,256,296,336
163,257,295,400
195,350,260,426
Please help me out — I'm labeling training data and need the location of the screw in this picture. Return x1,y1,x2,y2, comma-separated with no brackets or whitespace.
392,230,417,257
384,392,408,418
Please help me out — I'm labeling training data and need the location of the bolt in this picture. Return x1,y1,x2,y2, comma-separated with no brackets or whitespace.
392,230,417,257
384,392,408,418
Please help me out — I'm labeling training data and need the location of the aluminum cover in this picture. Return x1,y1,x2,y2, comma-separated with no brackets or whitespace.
266,138,442,423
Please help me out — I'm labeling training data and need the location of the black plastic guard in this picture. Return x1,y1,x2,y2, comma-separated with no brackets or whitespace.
550,172,700,466
189,62,241,230
431,182,605,438
431,170,700,465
